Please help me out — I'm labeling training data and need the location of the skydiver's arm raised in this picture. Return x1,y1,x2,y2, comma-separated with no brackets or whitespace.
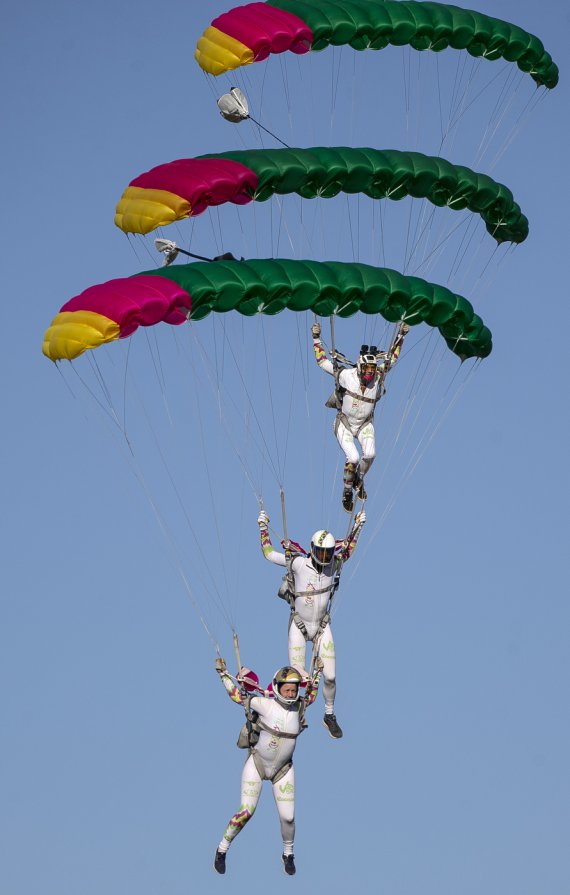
257,511,287,567
387,322,410,370
311,322,335,375
215,657,245,705
341,509,366,561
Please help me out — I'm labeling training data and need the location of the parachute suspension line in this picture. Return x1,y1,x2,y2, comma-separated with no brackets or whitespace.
67,353,224,647
278,53,294,145
126,232,155,269
411,211,472,277
346,356,479,592
403,202,438,273
474,70,524,171
53,361,79,401
447,48,469,143
85,352,128,439
378,197,387,269
371,331,441,500
472,64,518,168
199,320,282,487
440,55,480,156
444,59,512,149
121,334,132,437
452,224,489,295
272,193,297,258
188,324,266,503
126,456,221,652
469,240,517,309
124,360,235,630
345,194,357,264
397,339,446,461
402,194,422,274
187,339,236,628
214,206,226,258
260,316,285,484
276,311,303,484
143,328,173,427
463,237,501,299
67,362,124,437
413,50,426,154
435,53,445,147
402,47,411,141
489,84,548,173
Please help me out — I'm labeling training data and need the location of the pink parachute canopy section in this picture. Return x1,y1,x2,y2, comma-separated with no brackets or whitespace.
115,157,259,235
196,1,312,75
43,275,191,361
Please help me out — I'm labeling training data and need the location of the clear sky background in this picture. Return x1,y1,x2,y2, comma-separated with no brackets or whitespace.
2,1,569,893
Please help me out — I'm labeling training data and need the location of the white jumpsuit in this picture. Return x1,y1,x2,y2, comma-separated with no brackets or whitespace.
321,359,380,476
313,335,405,487
260,523,363,713
216,672,318,856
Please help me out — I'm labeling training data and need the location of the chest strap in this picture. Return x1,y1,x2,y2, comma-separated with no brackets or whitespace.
343,388,377,404
294,584,332,598
256,717,300,739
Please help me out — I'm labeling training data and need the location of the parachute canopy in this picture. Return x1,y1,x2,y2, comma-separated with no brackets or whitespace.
43,259,492,362
195,0,558,88
115,146,529,244
42,276,191,361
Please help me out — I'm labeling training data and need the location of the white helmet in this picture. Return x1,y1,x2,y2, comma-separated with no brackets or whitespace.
272,666,303,706
357,344,379,386
310,530,335,569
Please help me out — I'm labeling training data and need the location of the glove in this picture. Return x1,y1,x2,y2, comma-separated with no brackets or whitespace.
215,657,227,673
258,510,269,527
314,657,324,673
311,322,321,339
355,509,366,526
399,322,410,335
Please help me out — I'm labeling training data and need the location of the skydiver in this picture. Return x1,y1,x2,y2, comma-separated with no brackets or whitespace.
311,320,409,512
257,509,366,739
213,659,323,877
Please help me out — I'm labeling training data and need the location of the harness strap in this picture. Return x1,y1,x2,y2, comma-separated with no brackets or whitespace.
335,412,373,439
290,609,331,642
256,717,299,739
293,585,332,598
251,750,294,784
343,388,376,404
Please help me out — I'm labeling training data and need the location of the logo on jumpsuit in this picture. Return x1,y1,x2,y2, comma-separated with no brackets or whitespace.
278,781,294,795
304,582,316,607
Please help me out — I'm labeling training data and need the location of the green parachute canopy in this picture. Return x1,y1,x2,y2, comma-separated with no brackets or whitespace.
145,259,492,359
196,0,559,88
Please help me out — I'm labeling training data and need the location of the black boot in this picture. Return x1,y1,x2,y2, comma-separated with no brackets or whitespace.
354,474,367,501
323,713,343,739
213,849,227,874
282,854,296,876
342,489,354,512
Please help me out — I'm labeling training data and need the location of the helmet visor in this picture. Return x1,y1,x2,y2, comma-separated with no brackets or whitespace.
312,544,335,565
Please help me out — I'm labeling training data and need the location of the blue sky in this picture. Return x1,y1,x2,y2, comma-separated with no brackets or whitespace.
2,1,569,892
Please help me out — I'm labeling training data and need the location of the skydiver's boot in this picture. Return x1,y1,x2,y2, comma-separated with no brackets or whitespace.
282,854,296,876
342,461,357,512
213,849,227,874
354,471,367,501
323,712,343,739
